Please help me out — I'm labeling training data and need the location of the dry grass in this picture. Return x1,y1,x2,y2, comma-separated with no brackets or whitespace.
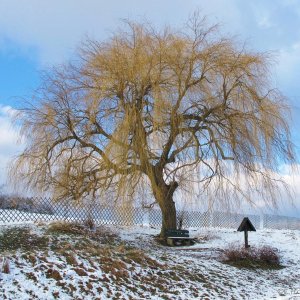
65,252,78,266
126,249,165,269
0,227,49,252
47,221,87,235
222,244,283,269
47,221,120,246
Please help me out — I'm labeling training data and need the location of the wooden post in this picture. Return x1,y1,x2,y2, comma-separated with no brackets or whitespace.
238,217,256,248
244,230,249,248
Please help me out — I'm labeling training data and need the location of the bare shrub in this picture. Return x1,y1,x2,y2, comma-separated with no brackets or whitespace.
258,245,281,265
222,244,282,269
83,218,95,230
2,258,10,274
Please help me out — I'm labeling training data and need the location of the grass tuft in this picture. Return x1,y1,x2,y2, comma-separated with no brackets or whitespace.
47,221,86,235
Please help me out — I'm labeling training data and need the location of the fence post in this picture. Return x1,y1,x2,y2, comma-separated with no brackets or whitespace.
259,213,264,230
209,211,213,228
142,208,150,227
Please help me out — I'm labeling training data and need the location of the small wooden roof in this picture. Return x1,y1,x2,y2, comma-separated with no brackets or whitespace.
237,217,256,232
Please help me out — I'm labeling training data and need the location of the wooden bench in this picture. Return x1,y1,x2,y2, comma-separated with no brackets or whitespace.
165,229,196,246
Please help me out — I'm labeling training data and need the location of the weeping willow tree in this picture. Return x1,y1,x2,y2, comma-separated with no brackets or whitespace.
10,15,295,236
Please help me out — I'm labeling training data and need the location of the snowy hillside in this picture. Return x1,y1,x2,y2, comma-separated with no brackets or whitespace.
0,222,299,299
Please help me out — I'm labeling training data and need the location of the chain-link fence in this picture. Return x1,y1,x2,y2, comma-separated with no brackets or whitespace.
0,196,300,230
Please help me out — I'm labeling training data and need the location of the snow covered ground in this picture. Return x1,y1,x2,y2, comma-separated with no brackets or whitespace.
0,222,300,300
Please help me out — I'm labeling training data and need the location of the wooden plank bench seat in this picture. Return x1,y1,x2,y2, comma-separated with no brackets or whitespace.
165,229,196,246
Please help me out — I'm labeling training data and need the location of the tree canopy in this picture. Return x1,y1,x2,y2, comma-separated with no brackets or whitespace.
10,16,295,236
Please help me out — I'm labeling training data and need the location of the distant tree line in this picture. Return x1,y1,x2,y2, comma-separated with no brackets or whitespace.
0,194,53,214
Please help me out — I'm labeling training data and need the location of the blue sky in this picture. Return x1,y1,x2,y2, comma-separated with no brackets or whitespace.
0,40,39,106
0,0,300,216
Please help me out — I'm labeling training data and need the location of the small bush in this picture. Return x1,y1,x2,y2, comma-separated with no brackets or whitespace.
83,218,95,230
258,246,281,265
2,258,10,274
222,244,282,269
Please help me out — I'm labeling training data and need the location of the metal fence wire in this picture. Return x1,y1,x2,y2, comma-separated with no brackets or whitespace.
0,196,300,230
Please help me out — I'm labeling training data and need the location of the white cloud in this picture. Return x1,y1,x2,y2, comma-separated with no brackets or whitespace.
0,0,299,62
277,42,300,77
0,105,24,188
0,0,297,67
257,15,274,29
175,162,300,218
0,0,242,65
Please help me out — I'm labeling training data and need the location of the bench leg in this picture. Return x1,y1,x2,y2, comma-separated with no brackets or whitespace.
167,238,174,246
174,239,182,246
184,239,191,246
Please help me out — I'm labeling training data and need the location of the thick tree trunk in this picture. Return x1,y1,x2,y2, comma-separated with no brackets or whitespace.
151,181,178,237
148,166,179,238
159,197,177,238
